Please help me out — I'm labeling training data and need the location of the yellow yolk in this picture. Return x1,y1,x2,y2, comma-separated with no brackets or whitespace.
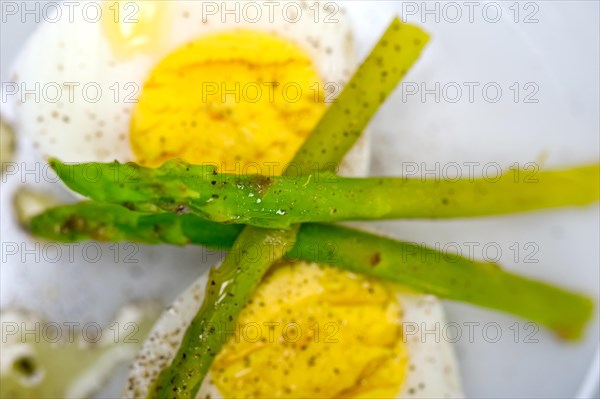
101,1,171,59
130,31,326,174
211,261,407,398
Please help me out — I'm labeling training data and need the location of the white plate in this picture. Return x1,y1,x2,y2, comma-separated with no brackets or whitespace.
1,1,598,397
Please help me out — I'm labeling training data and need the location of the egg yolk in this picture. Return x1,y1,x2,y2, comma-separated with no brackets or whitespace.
130,31,326,174
211,261,407,398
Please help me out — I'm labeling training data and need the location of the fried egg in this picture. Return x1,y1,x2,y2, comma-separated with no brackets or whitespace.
8,0,369,176
126,260,463,398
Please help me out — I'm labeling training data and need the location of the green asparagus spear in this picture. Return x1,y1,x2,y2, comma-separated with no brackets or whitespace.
292,17,430,173
30,201,243,247
149,17,430,398
30,202,593,339
51,159,600,228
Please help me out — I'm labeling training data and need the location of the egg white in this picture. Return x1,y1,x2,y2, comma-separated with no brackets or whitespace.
125,264,463,398
8,0,369,176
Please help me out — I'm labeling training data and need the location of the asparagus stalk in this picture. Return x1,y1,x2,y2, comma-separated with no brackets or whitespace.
148,18,430,398
51,159,600,228
30,201,243,247
31,202,593,340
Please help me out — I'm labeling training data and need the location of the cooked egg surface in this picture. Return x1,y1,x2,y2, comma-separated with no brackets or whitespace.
9,0,369,176
131,30,326,173
210,262,407,398
126,261,463,398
